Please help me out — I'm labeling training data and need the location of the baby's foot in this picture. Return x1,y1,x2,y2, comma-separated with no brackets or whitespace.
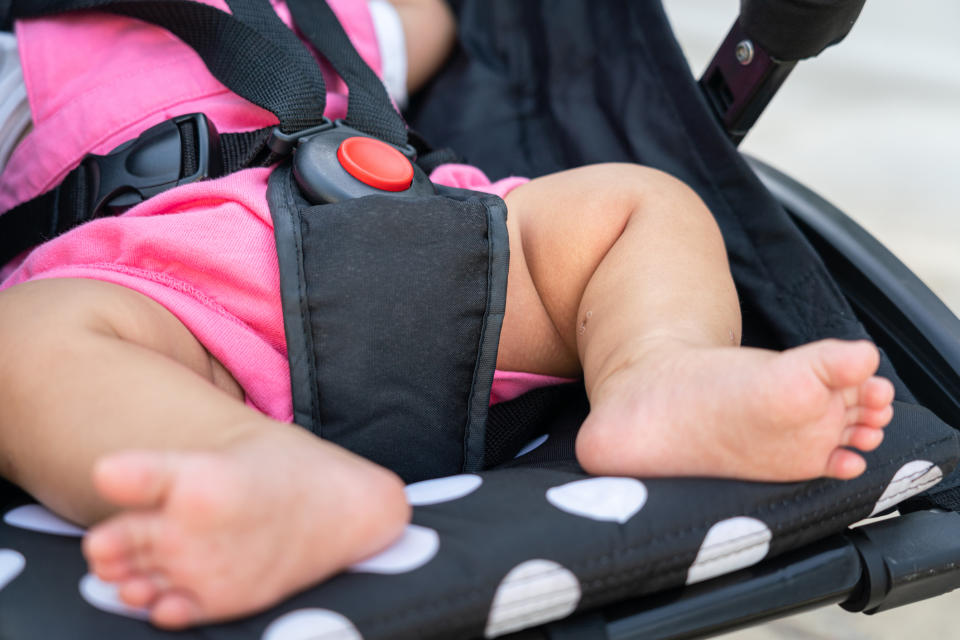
577,339,894,482
82,426,409,629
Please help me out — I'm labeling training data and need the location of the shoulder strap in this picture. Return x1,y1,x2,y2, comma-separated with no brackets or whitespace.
286,0,408,149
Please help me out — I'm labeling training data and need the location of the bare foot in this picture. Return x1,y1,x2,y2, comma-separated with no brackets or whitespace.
576,339,895,482
82,425,409,629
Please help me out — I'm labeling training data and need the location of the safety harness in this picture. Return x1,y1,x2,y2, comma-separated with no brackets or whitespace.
0,0,509,482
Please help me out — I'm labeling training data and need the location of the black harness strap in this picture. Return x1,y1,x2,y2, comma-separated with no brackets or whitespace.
0,167,94,264
286,0,409,150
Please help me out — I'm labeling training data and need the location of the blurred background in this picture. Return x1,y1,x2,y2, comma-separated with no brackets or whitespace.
661,1,960,636
663,0,960,316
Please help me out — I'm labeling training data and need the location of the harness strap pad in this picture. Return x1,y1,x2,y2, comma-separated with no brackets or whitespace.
268,164,509,482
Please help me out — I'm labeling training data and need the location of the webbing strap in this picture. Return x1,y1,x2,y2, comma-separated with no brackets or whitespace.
286,0,409,149
0,165,92,264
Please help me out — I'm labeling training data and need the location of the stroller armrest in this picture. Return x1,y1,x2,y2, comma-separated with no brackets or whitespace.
741,0,867,62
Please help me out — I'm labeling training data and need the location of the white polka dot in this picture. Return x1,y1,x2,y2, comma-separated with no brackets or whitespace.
262,608,363,640
515,434,549,458
869,460,943,517
0,549,26,591
686,516,772,585
484,559,581,638
405,474,483,506
4,504,85,537
348,524,439,574
79,574,150,620
546,477,647,524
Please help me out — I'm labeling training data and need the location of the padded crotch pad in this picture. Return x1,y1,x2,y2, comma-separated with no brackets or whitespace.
269,164,509,482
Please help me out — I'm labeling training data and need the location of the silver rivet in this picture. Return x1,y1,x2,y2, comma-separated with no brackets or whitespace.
735,40,755,65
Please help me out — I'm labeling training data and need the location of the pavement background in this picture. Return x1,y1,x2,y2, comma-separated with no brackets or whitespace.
659,2,960,637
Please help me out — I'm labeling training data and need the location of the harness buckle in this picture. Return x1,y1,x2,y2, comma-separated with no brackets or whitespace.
82,113,221,218
291,120,433,204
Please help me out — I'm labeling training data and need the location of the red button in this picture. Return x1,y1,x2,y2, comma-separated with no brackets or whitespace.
337,136,414,192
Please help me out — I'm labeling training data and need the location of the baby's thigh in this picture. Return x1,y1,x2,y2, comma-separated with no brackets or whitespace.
496,191,581,378
0,278,241,398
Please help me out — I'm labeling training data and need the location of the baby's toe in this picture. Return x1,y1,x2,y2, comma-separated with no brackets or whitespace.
118,574,166,608
825,448,867,480
861,376,895,408
87,555,137,582
150,591,203,630
808,339,880,389
841,425,885,452
83,523,127,564
85,512,165,575
846,404,894,429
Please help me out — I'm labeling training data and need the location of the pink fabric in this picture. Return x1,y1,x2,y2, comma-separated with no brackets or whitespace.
0,2,570,421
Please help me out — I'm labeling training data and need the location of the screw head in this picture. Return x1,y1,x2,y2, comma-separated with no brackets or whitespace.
735,40,755,65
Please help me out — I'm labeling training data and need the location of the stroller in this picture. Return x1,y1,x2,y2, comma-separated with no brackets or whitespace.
2,0,960,638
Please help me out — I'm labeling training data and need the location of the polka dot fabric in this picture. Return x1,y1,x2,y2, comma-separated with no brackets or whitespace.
0,401,957,639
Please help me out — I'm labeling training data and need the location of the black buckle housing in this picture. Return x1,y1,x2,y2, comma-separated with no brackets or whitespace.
291,120,432,205
81,113,221,217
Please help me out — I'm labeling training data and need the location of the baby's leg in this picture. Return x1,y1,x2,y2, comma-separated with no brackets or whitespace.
500,164,894,482
0,279,409,628
387,0,456,93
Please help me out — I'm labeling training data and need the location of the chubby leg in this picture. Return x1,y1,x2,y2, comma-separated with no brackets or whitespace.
499,163,894,482
0,278,409,628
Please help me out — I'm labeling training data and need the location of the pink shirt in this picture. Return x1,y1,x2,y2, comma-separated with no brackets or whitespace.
0,1,570,421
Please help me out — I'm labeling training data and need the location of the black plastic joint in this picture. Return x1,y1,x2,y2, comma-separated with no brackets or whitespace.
291,120,435,205
842,510,960,614
266,119,335,156
81,113,221,218
699,19,796,145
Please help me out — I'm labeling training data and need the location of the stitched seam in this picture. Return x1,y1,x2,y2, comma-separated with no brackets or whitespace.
282,170,320,430
462,195,505,472
486,568,579,615
872,466,943,511
35,262,252,332
691,462,941,564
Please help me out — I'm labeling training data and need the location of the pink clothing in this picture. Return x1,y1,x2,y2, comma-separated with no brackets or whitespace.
0,1,571,421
